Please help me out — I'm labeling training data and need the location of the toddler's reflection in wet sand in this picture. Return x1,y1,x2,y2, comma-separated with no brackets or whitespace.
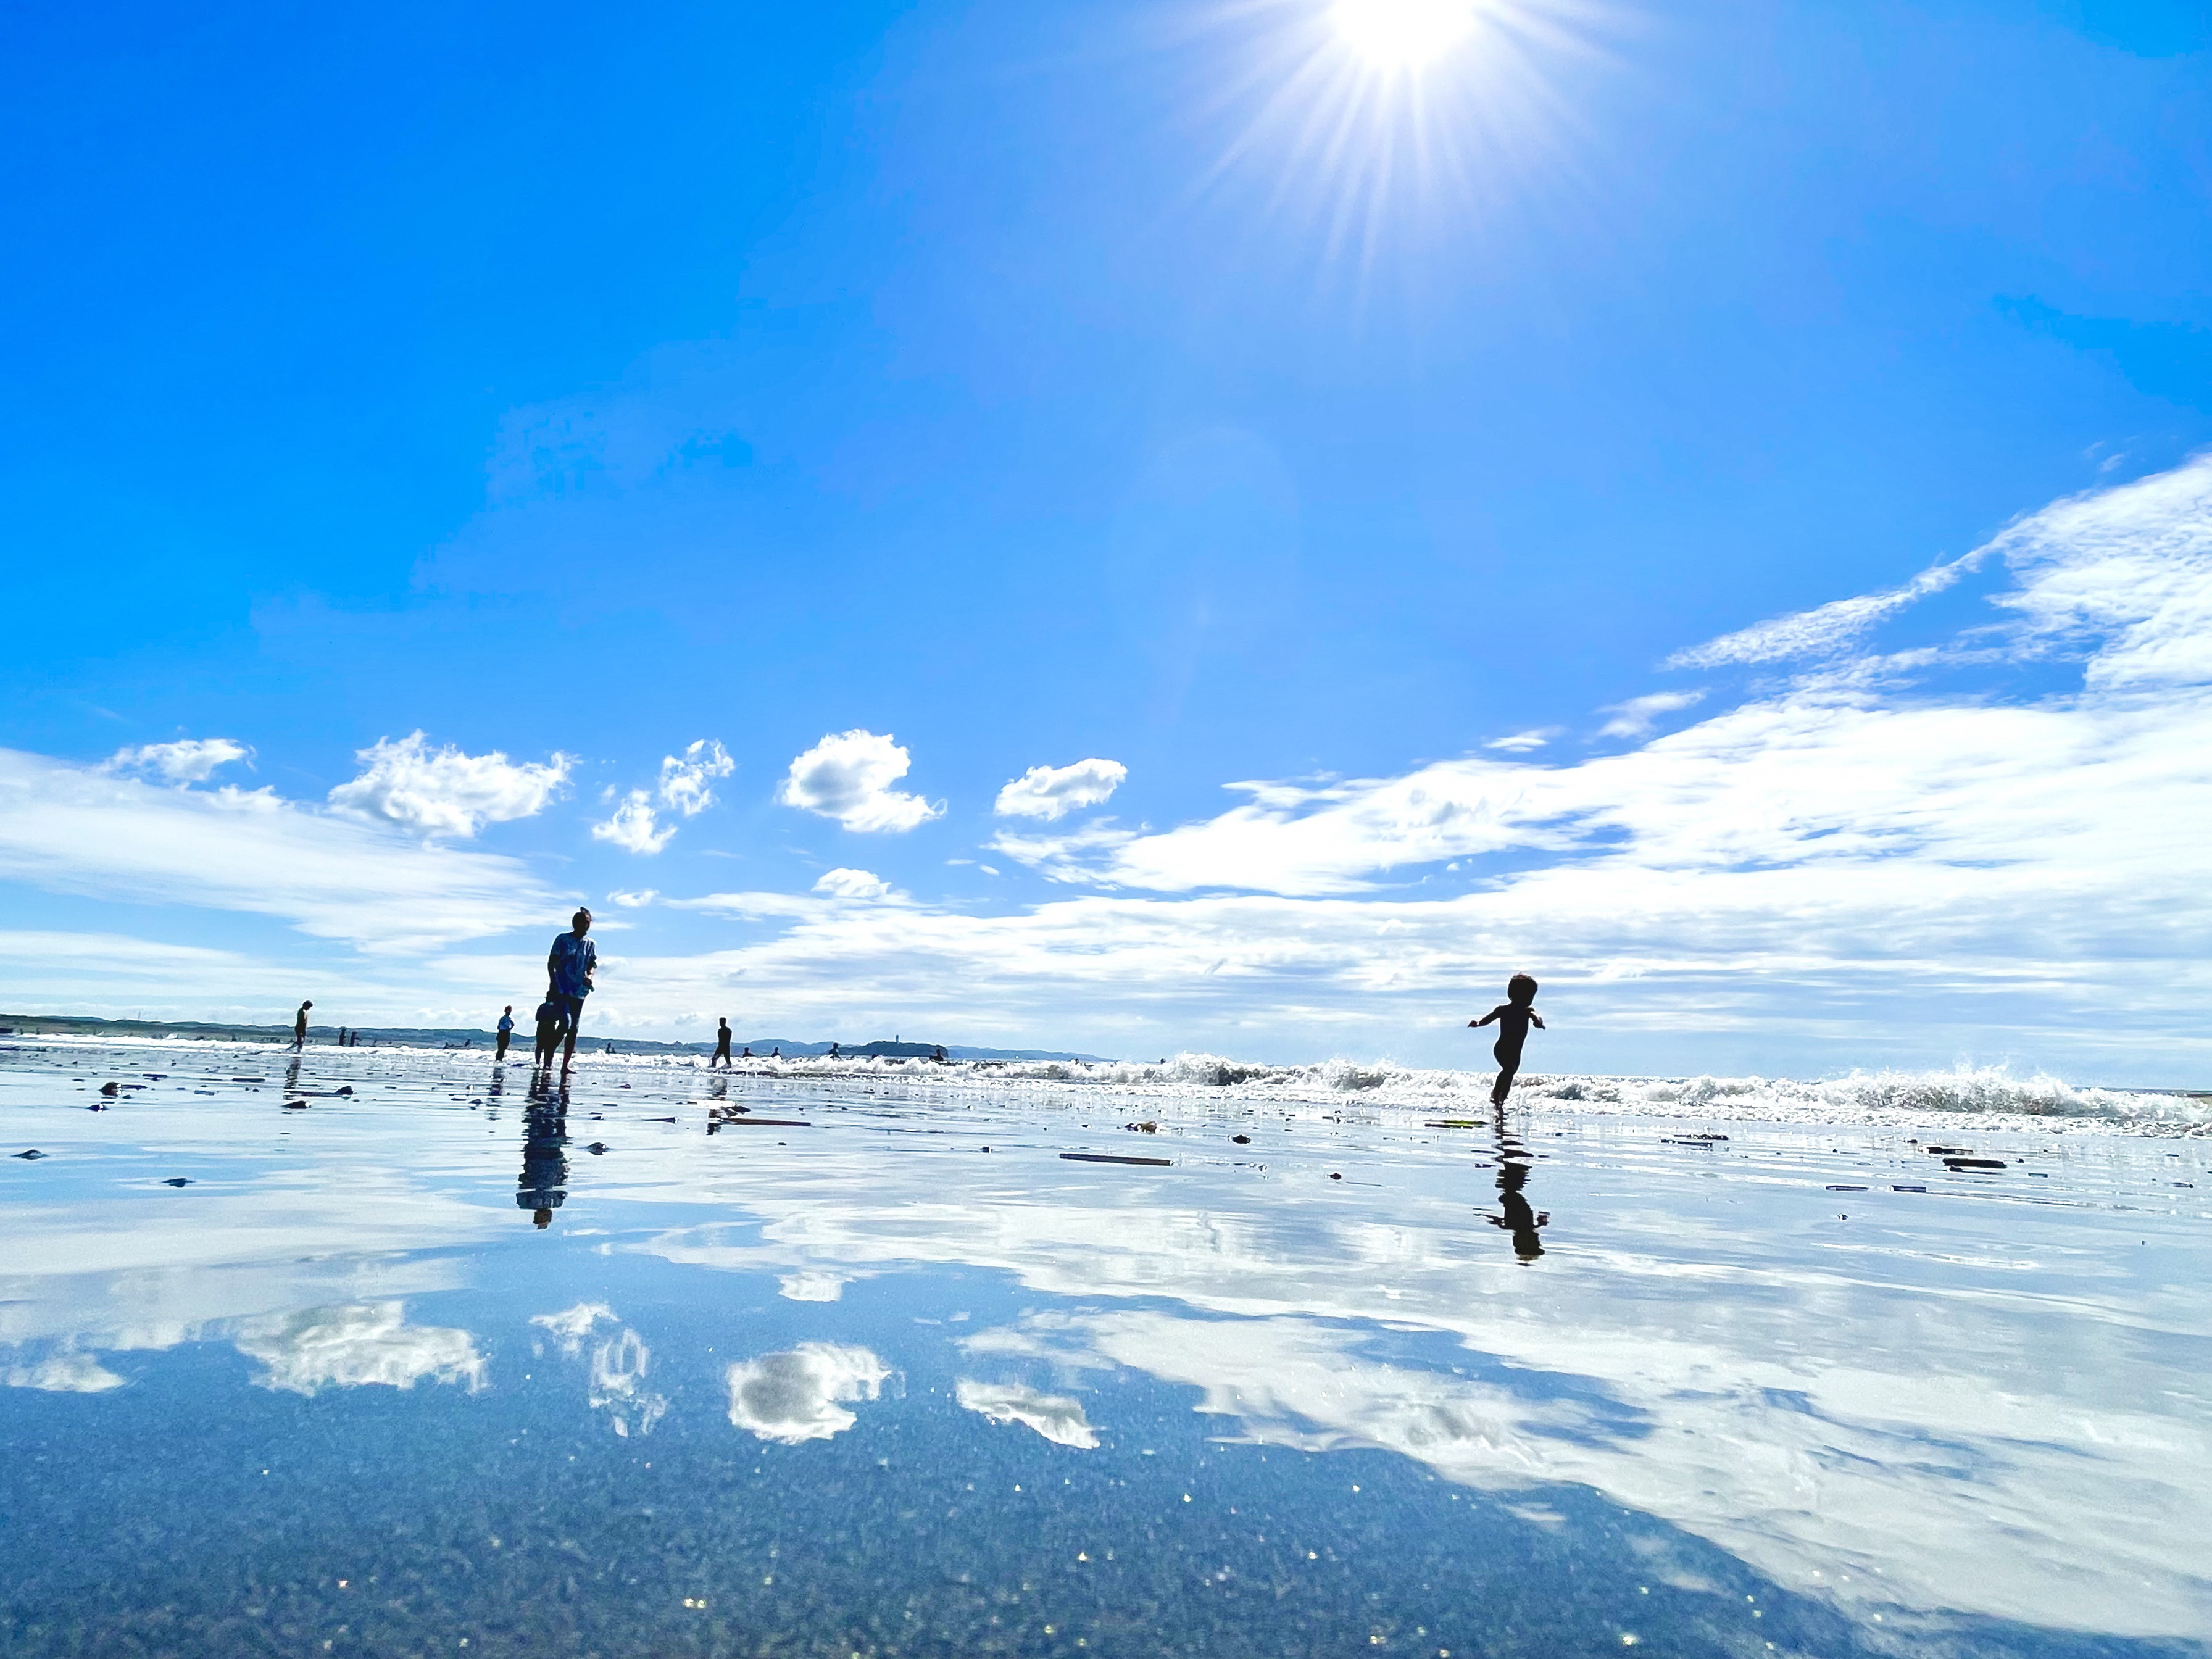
1487,1107,1549,1262
517,1072,570,1229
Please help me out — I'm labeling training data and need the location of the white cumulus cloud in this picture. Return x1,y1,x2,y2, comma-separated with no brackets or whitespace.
778,730,942,833
328,732,572,839
812,867,892,900
994,758,1128,821
726,1342,891,1443
590,738,733,854
658,738,733,817
105,737,253,784
592,791,675,855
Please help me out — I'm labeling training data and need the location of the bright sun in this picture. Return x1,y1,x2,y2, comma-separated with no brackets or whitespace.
1329,0,1479,70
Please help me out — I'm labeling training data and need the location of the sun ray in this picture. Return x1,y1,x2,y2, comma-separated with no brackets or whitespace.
1176,0,1618,291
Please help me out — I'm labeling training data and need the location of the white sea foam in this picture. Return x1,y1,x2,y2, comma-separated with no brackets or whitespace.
701,1049,2208,1133
963,1055,2207,1133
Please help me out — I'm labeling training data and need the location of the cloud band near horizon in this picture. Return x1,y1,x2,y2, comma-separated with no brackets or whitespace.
2,459,2210,1079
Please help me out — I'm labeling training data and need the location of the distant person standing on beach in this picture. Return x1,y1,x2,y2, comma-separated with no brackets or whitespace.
1469,974,1545,1107
293,1000,312,1049
545,908,596,1068
712,1018,733,1068
496,1005,515,1062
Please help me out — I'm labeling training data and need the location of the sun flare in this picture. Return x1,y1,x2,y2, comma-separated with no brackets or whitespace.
1330,0,1480,70
1192,0,1603,277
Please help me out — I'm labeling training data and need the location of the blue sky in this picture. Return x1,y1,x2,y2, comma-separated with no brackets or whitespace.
4,0,2210,1079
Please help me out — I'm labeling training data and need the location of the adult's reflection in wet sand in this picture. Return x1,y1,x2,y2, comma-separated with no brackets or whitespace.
518,1070,570,1229
1487,1105,1549,1262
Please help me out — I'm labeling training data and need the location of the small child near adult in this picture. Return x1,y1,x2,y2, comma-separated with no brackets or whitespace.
532,997,565,1066
1470,973,1546,1107
496,1005,515,1062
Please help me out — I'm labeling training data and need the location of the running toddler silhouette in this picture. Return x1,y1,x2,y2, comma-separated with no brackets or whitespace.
1470,973,1545,1107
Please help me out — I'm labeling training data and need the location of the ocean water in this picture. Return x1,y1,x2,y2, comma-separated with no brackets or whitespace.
2,1037,2208,1657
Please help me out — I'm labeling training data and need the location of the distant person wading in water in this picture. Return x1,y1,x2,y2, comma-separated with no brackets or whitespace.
293,1000,312,1049
1470,973,1545,1107
546,908,597,1068
712,1018,733,1068
496,1005,515,1062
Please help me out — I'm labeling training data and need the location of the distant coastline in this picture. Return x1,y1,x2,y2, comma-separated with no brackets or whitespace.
0,1012,1105,1064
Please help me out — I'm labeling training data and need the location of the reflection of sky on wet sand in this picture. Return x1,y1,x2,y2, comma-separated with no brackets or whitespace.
4,1039,2210,1647
638,1173,2212,1637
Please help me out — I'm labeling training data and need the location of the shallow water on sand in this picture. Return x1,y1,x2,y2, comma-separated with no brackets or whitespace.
3,1040,2209,1658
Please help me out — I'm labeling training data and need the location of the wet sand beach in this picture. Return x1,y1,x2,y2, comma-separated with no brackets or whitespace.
3,1037,2208,1657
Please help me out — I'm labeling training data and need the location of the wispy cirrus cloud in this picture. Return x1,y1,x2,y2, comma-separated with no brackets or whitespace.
1596,689,1705,740
1483,731,1553,752
987,821,1141,884
105,737,254,784
0,750,553,950
1665,555,1979,670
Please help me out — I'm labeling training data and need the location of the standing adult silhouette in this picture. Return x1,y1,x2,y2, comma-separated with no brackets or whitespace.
546,908,597,1069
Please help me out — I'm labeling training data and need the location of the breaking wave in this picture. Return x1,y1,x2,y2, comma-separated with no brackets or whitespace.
947,1054,2203,1131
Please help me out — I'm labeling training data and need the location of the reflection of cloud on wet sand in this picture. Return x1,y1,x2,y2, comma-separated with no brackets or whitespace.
726,1344,889,1444
954,1379,1099,1449
531,1300,617,1354
964,1305,2212,1638
233,1302,487,1397
778,1271,850,1302
0,1173,493,1355
6,1350,127,1392
588,1326,667,1437
531,1302,667,1436
638,1164,2212,1641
